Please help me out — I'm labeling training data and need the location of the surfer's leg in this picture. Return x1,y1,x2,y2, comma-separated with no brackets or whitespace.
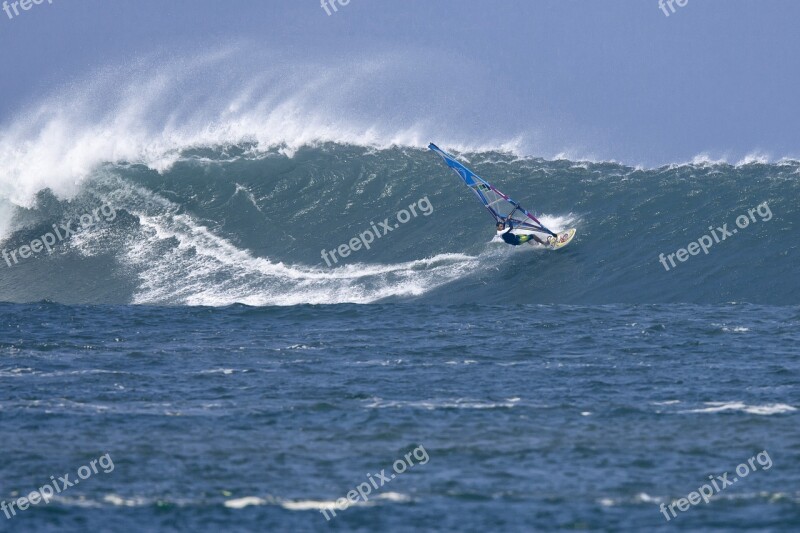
522,234,547,246
536,230,557,246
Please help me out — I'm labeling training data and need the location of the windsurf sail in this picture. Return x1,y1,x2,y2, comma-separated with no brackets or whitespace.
429,143,556,236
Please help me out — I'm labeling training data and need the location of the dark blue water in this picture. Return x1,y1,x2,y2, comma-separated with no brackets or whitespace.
2,302,798,532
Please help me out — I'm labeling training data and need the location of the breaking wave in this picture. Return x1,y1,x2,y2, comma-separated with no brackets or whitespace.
0,48,798,305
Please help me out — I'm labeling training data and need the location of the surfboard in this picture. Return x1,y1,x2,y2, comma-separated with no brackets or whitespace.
429,143,578,252
550,228,576,250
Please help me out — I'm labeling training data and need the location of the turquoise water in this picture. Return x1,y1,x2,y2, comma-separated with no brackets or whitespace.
1,145,797,305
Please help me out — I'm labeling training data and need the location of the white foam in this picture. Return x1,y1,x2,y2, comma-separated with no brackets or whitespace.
376,492,411,503
103,494,149,507
538,213,578,235
224,496,268,509
4,44,795,225
224,494,408,512
633,492,661,503
0,47,534,213
367,397,519,410
690,153,729,166
0,199,15,242
234,183,263,213
736,152,771,166
198,368,236,375
50,495,105,508
93,180,481,306
280,499,341,511
682,402,796,415
0,367,35,377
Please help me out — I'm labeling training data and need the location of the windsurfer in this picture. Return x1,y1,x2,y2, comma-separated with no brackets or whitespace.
497,221,552,246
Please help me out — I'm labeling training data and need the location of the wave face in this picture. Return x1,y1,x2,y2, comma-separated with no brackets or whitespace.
0,143,797,305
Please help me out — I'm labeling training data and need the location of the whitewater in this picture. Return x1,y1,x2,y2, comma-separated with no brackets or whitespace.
0,138,797,305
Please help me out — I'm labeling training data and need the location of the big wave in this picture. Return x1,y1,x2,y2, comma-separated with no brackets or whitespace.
0,142,797,305
0,49,797,306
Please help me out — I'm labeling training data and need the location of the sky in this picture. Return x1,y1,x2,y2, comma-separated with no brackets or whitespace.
1,0,799,166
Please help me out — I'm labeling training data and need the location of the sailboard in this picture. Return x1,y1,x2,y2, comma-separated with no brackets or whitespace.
429,143,575,248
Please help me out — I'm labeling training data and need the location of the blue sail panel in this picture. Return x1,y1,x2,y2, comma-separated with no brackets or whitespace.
429,143,554,235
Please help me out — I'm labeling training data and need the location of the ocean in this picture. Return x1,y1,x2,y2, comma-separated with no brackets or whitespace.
1,144,798,531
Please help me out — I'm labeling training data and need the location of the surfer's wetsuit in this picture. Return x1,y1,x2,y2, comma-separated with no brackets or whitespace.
501,228,542,246
497,220,553,246
501,230,529,246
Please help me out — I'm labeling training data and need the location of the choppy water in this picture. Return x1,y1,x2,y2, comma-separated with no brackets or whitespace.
1,302,798,532
1,5,798,528
1,139,799,532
